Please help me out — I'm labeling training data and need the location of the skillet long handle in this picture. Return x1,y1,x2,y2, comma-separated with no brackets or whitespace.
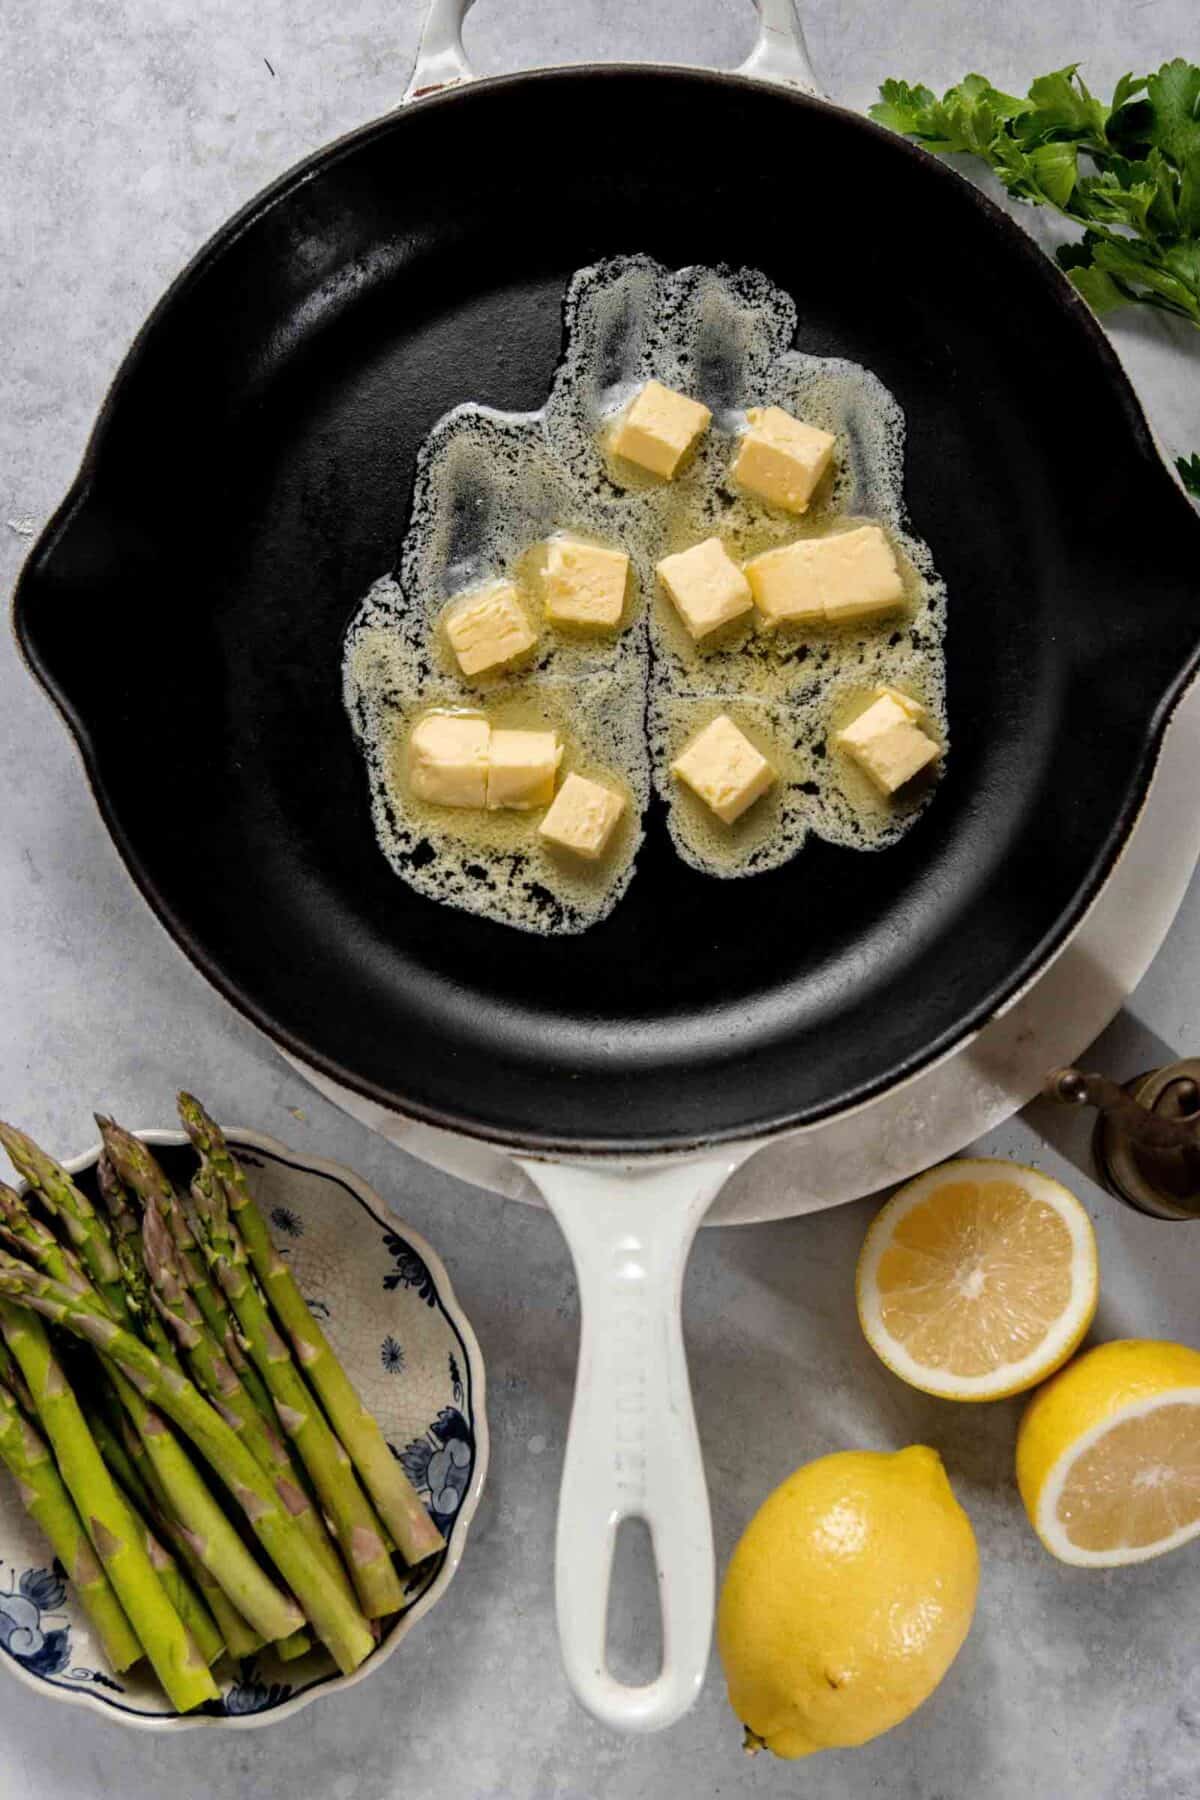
402,0,822,104
518,1156,741,1733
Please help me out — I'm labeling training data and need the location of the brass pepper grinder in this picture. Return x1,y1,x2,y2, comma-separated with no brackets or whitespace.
1044,1060,1200,1221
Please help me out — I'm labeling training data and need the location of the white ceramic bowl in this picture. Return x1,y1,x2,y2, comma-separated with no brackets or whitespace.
0,1126,488,1728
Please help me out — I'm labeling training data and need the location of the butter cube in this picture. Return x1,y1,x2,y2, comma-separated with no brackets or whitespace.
538,772,625,860
444,582,537,678
672,714,775,824
657,538,753,641
409,712,491,808
745,525,905,627
611,380,712,479
544,538,629,628
486,729,562,811
837,693,940,795
874,684,925,721
731,406,835,513
819,527,907,623
743,542,826,627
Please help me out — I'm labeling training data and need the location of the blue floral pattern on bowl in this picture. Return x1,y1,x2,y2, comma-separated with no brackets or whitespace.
0,1128,488,1731
400,1407,476,1532
0,1565,72,1678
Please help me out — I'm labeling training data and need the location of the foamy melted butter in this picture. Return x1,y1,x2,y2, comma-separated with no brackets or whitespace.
343,256,948,933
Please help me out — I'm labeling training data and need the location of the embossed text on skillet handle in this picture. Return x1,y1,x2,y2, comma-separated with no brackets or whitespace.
520,1156,740,1733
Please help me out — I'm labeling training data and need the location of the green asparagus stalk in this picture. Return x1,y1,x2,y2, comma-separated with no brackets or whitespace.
90,1183,318,1660
0,1264,376,1676
179,1095,444,1566
189,1173,404,1619
138,1514,224,1666
0,1125,124,1313
141,1202,290,1486
98,1127,301,1521
0,1337,35,1415
95,1120,232,1349
98,1129,284,1442
0,1371,143,1673
109,1404,264,1662
0,1183,96,1306
111,1376,301,1644
142,1201,358,1616
98,1149,278,1466
94,1155,142,1302
2,1173,259,1663
142,1205,356,1648
95,1155,186,1374
0,1298,218,1711
85,1406,224,1667
0,1186,304,1643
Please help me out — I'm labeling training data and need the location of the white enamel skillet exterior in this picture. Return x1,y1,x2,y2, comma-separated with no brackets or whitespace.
280,0,1200,1736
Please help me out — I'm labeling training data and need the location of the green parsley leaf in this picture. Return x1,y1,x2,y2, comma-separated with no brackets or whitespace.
1016,65,1109,149
873,58,1200,331
871,79,938,138
1145,59,1200,169
1177,453,1200,497
1063,261,1128,315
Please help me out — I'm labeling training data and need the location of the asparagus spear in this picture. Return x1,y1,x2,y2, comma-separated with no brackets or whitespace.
91,1179,323,1659
95,1120,232,1348
108,1403,264,1662
113,1376,296,1646
94,1155,142,1303
85,1405,224,1667
0,1125,124,1313
0,1298,218,1711
0,1183,96,1306
142,1202,357,1611
0,1369,143,1673
0,1337,35,1415
95,1155,185,1373
96,1129,314,1645
189,1171,404,1619
138,1510,223,1667
4,1153,304,1664
0,1190,304,1643
141,1202,290,1486
179,1095,444,1566
98,1150,277,1430
0,1265,376,1676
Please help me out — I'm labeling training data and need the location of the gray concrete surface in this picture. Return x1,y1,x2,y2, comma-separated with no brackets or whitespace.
3,3,1200,1795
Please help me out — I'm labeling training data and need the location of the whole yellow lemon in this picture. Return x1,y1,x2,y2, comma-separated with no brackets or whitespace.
717,1447,978,1758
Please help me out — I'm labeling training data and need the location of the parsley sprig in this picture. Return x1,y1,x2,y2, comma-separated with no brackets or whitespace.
872,61,1200,327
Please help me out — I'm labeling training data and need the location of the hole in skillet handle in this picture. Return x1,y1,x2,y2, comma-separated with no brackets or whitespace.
605,1516,665,1686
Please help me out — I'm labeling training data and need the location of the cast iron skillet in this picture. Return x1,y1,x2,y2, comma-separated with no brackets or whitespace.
12,39,1200,1160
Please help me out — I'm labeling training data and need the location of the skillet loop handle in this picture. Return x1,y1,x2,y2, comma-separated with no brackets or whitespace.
403,0,478,103
736,0,823,97
520,1159,731,1733
403,0,822,104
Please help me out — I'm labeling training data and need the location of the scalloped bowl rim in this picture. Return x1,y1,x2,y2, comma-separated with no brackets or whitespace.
0,1124,489,1731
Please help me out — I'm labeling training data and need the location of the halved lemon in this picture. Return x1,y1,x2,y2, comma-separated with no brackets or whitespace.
856,1159,1099,1401
1017,1339,1200,1566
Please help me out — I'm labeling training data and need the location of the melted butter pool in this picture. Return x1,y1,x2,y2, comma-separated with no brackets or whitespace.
342,256,948,934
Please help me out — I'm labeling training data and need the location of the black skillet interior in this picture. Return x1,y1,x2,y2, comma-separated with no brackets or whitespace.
15,69,1200,1153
